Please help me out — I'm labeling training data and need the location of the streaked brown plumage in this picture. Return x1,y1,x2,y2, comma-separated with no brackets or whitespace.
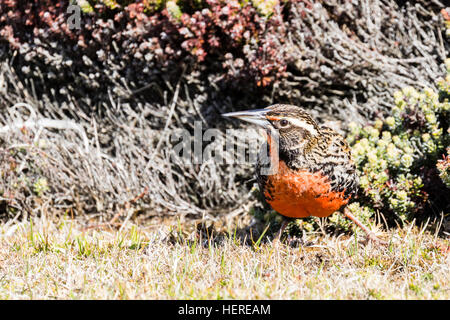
223,104,385,244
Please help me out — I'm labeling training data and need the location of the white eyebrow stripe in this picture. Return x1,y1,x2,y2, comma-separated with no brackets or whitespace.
285,117,318,135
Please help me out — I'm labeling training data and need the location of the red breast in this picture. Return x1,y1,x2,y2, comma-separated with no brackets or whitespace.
264,160,350,218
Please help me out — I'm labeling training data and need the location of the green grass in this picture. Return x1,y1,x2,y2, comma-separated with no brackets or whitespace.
0,215,448,299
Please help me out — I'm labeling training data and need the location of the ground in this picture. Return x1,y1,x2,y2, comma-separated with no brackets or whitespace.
0,213,448,299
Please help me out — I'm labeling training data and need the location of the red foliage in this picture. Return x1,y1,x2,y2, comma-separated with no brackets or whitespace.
0,0,291,87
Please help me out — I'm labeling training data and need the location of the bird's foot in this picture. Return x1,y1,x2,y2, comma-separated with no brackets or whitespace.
272,219,289,247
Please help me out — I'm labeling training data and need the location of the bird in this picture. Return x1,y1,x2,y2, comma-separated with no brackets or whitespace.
223,104,385,244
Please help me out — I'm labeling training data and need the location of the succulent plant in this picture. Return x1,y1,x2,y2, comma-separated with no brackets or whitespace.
347,62,450,224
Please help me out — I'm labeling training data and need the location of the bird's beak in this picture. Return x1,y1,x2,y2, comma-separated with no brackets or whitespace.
222,109,270,129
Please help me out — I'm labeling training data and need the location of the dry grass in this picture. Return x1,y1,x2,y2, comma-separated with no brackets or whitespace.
0,214,448,300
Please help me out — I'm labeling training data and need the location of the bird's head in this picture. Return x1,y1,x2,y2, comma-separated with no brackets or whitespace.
223,104,320,155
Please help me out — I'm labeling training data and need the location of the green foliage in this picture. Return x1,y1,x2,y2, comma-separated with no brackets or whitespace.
77,0,280,17
33,177,49,197
166,0,182,20
77,0,124,12
347,61,450,223
77,0,94,13
251,0,279,17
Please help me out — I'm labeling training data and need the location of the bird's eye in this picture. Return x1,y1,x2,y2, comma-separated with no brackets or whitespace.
279,119,289,127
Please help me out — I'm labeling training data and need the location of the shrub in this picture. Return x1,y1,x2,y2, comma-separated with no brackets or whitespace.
0,1,447,221
1,1,445,114
347,60,450,224
81,0,289,86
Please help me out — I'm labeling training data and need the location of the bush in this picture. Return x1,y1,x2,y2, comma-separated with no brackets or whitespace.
347,60,450,224
0,1,448,221
1,1,446,115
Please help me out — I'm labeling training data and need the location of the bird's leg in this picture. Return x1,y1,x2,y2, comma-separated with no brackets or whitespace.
343,207,387,245
272,219,289,245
